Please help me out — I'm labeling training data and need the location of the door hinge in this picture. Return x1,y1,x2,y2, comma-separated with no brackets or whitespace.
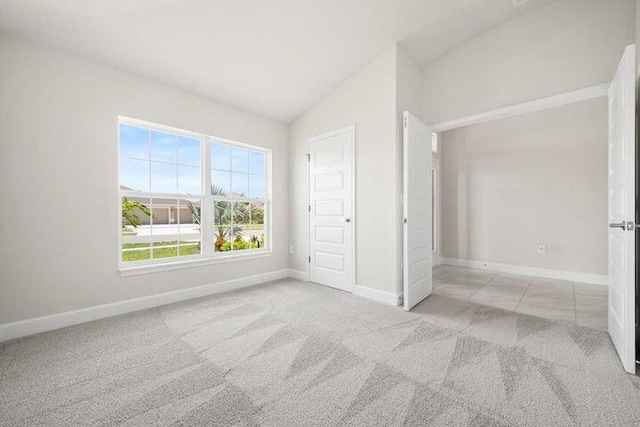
308,205,311,212
308,256,311,263
403,116,407,128
306,153,310,161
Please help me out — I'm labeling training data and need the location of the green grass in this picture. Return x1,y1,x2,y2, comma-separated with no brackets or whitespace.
122,241,200,262
122,241,194,249
122,236,266,262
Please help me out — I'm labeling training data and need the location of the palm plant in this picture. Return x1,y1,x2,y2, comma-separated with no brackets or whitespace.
121,197,152,228
186,201,201,226
211,184,261,240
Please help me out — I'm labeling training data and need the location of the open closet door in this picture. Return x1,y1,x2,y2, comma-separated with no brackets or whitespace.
403,111,433,311
608,44,636,374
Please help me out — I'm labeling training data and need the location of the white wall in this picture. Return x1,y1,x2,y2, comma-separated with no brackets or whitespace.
440,98,608,275
2,0,632,325
422,0,635,124
288,46,398,295
0,38,289,324
422,0,633,279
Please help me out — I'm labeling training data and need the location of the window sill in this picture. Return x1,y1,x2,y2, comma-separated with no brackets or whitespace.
119,251,273,277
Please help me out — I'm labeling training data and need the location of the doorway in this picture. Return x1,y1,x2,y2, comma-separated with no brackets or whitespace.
419,45,637,374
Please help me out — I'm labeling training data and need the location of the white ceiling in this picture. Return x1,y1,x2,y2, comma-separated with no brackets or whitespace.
0,0,554,123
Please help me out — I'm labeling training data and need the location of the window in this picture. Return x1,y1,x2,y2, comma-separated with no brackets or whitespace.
119,118,270,270
211,141,267,253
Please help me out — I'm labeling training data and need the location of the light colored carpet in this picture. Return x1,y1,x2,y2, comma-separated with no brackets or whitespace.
1,278,639,426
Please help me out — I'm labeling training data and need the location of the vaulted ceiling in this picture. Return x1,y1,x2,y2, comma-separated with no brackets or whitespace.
0,0,555,122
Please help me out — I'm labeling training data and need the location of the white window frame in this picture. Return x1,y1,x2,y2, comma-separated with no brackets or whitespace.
118,117,272,276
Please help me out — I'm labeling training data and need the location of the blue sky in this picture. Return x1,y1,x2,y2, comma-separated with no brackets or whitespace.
210,145,265,197
120,124,265,198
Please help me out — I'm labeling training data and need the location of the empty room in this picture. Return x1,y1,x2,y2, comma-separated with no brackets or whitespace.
432,93,610,330
2,0,640,426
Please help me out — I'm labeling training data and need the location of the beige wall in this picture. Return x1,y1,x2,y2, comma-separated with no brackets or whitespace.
440,98,608,275
422,0,635,124
288,46,398,294
0,38,289,324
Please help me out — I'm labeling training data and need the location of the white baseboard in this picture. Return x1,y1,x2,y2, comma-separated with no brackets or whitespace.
0,269,291,343
287,270,400,306
353,285,401,306
440,258,607,286
288,269,308,281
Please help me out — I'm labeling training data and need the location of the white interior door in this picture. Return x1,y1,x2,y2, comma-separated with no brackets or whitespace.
403,111,433,310
308,126,355,292
608,44,636,374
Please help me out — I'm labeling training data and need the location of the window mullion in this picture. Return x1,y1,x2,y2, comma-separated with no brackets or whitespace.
201,137,214,255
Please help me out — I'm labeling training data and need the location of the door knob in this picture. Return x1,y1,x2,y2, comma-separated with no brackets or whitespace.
344,218,351,223
609,221,627,230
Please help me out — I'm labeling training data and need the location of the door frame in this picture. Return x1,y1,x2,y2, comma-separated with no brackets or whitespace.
306,125,356,291
432,156,442,266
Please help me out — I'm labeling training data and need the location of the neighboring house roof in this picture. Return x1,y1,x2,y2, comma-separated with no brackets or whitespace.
123,193,201,208
134,198,199,208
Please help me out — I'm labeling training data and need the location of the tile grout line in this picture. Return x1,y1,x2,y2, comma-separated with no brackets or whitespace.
442,266,601,326
466,273,499,300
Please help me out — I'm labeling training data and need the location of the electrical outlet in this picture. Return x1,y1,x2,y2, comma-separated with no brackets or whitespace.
537,243,546,254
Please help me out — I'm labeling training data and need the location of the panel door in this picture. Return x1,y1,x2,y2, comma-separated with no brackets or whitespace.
403,111,433,310
608,44,636,373
309,127,354,292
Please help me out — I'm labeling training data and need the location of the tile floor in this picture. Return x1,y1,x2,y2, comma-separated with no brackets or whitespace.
433,264,608,330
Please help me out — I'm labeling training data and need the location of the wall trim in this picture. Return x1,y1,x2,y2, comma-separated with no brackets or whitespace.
353,285,401,306
288,269,308,281
440,258,607,286
429,82,610,132
0,269,291,343
287,270,401,307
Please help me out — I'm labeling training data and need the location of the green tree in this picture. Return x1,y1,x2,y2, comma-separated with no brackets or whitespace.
187,201,201,225
121,197,152,228
211,185,262,240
